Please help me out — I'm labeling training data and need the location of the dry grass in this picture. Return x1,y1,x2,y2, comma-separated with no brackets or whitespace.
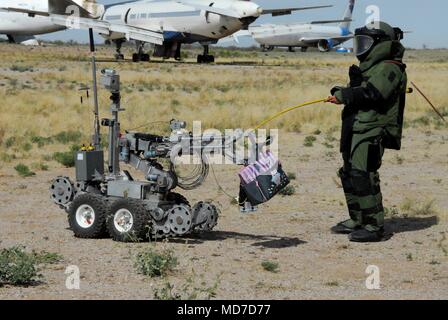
0,44,447,168
400,198,440,218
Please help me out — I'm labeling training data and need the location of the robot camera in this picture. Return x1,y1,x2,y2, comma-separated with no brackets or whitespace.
170,119,187,131
100,69,120,93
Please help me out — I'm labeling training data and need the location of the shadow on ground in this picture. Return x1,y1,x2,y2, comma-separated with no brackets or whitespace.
169,231,307,248
386,216,438,234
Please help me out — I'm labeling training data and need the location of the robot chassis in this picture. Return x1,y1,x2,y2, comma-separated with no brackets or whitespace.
49,69,236,242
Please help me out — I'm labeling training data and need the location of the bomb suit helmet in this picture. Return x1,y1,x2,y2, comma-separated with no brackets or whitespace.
353,21,404,58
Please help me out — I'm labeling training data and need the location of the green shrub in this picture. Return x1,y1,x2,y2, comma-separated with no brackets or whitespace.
8,79,18,87
153,275,220,300
53,131,82,144
22,142,32,152
0,247,40,286
411,116,431,127
14,164,36,177
384,207,400,218
0,153,16,163
10,65,33,73
261,260,279,273
4,136,16,148
53,144,79,167
53,152,75,167
279,185,296,196
34,162,49,171
135,249,178,277
153,282,182,300
32,251,63,265
304,135,317,147
287,172,296,180
0,247,63,287
30,135,53,147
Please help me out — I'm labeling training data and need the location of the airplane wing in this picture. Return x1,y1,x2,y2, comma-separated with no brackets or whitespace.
0,7,50,17
262,5,333,17
50,15,164,45
300,35,353,44
178,1,332,18
310,19,352,25
0,6,164,45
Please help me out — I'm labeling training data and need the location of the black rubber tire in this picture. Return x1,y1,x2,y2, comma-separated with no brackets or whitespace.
107,198,151,242
197,54,204,63
141,54,150,62
167,192,190,206
132,53,140,62
68,193,108,239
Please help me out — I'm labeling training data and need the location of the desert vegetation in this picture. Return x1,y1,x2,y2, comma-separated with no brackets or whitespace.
0,44,447,172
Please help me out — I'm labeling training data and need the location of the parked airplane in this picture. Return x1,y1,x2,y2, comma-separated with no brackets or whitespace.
0,0,333,62
0,0,102,45
232,0,355,53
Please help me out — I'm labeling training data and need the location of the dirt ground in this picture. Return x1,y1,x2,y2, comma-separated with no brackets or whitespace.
1,126,447,300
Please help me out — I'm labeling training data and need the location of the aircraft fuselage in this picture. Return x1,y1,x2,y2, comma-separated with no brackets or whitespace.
250,24,349,47
102,0,258,44
0,0,64,35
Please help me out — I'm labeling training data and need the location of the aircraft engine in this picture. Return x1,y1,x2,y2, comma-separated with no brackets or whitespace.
317,39,334,52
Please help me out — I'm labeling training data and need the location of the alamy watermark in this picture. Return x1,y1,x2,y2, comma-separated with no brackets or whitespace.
65,265,80,290
365,5,381,29
365,265,381,290
168,121,279,169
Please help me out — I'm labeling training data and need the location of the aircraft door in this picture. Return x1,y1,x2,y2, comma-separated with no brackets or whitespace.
124,8,131,24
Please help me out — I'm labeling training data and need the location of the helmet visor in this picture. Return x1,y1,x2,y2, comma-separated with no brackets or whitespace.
353,35,375,56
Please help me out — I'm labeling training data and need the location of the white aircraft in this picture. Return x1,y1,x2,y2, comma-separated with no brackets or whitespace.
232,0,355,53
0,0,102,45
0,0,333,63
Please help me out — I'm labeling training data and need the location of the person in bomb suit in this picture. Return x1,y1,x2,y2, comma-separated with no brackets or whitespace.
327,22,408,242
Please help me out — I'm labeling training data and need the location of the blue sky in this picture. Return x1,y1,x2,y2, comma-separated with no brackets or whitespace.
39,0,448,48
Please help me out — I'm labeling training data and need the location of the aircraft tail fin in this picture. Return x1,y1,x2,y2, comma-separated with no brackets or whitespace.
339,0,355,30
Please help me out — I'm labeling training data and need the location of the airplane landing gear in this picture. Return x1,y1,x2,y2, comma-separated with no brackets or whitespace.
288,46,295,52
261,45,274,52
113,39,125,60
132,41,150,62
197,45,214,63
301,47,308,53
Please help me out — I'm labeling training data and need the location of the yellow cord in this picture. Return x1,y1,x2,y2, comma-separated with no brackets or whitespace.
254,98,328,130
253,88,414,130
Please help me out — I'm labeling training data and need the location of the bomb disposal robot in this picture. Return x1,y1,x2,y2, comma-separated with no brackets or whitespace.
50,69,220,242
